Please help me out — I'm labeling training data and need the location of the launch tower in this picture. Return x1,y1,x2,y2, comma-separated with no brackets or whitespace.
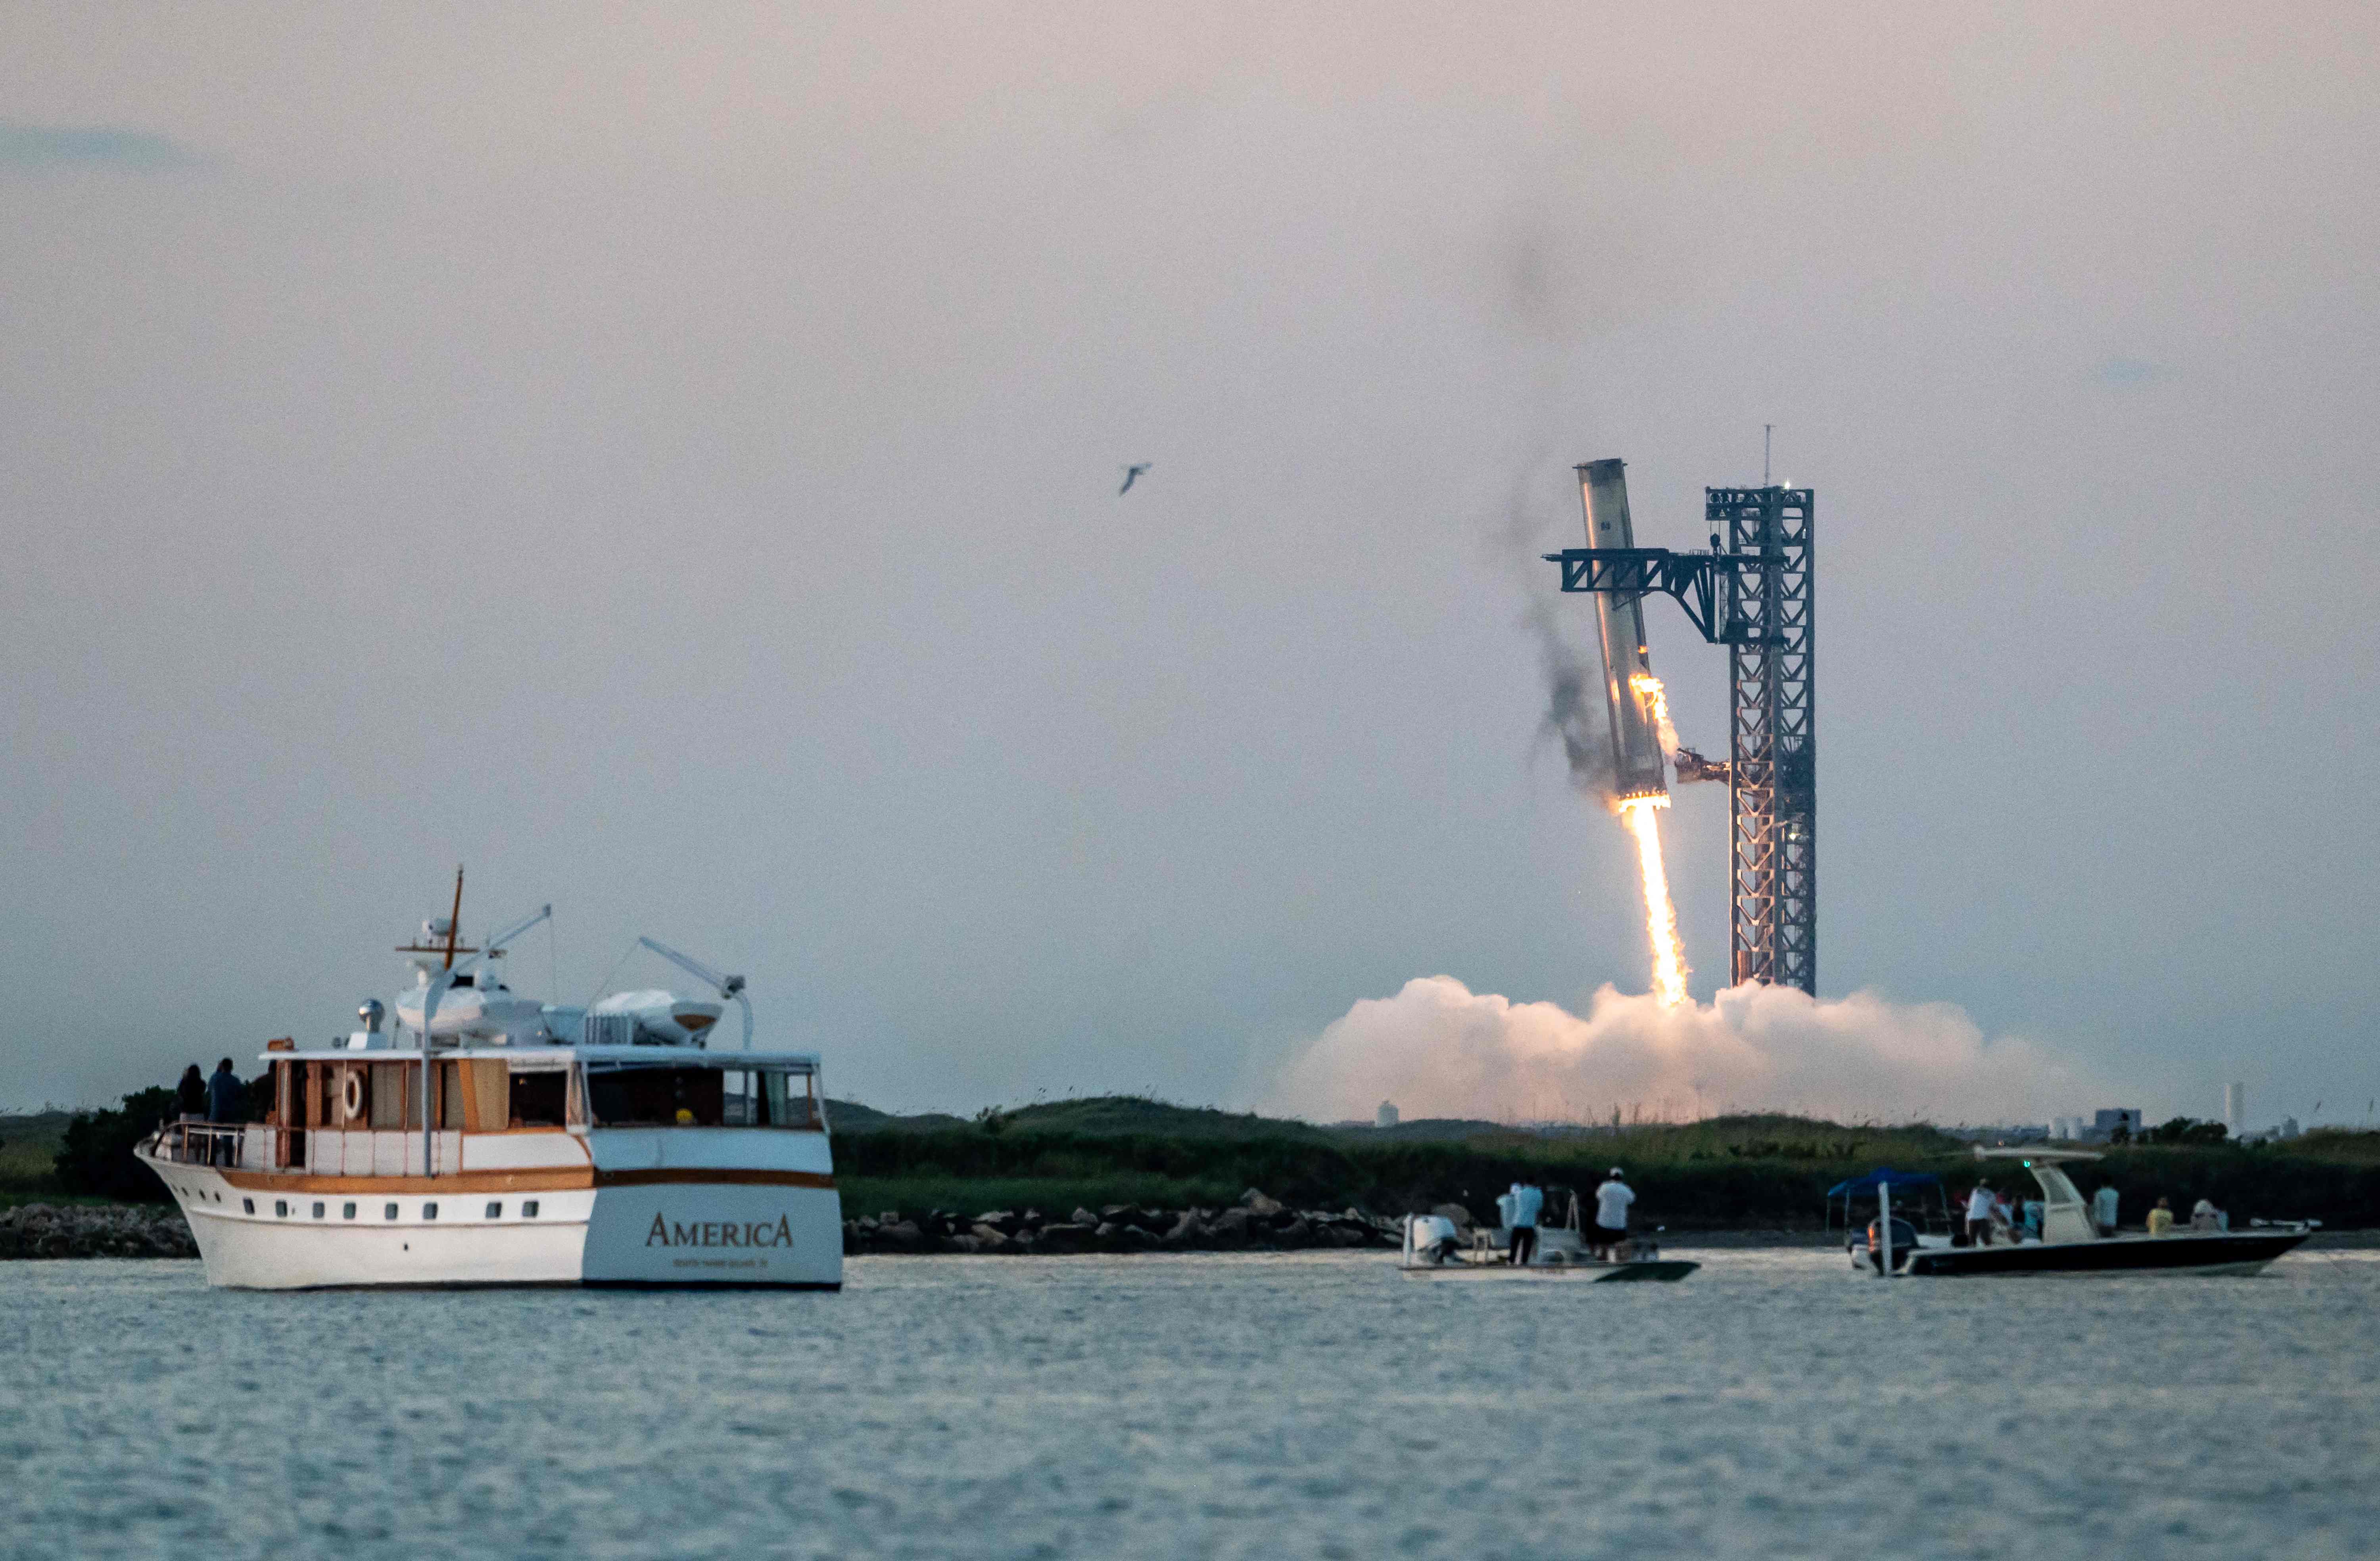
1546,475,1817,994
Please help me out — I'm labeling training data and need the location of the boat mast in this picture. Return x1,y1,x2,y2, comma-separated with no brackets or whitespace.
424,866,462,1179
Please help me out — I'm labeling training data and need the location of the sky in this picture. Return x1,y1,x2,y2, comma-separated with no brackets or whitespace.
4,5,2375,1127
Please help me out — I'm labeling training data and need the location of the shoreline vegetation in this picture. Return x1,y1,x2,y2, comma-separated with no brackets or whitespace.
8,1095,2377,1261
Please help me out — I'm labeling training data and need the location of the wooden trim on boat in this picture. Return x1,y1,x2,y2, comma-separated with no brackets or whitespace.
220,1167,597,1194
593,1169,836,1190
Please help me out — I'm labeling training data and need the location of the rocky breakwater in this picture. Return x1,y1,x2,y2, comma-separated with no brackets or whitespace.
844,1188,1402,1256
0,1203,198,1260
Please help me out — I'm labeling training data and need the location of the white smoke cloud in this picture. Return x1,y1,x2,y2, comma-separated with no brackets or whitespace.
1261,976,2107,1127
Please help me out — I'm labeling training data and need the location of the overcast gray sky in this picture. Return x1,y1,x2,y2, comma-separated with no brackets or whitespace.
5,5,2374,1125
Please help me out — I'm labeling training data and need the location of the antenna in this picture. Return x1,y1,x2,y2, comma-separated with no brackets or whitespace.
1763,424,1773,487
442,865,464,970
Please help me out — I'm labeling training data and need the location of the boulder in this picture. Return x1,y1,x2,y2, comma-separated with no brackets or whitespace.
1430,1202,1476,1231
979,1210,1022,1236
970,1223,1012,1252
1036,1221,1096,1254
1071,1207,1100,1228
1208,1207,1251,1248
1240,1188,1286,1217
1317,1223,1366,1248
1161,1210,1206,1248
877,1219,927,1253
1274,1217,1313,1248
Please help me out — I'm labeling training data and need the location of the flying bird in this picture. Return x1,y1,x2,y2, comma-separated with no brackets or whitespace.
1119,463,1151,495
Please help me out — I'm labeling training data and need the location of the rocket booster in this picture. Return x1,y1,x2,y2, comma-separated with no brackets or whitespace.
1578,458,1670,804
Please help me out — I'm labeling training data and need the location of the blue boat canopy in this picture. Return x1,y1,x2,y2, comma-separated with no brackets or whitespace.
1825,1168,1942,1198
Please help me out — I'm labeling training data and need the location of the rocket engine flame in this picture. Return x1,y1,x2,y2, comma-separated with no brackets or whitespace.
1619,795,1690,1006
1629,672,1680,757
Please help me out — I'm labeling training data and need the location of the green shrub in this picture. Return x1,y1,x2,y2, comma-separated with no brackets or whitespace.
54,1087,178,1203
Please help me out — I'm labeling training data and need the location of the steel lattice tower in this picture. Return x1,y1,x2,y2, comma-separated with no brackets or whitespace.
1544,481,1817,995
1709,486,1815,992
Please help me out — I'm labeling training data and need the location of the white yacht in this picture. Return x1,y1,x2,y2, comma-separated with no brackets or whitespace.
136,881,842,1291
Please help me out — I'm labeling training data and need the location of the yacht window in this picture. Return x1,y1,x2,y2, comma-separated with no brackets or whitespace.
486,1201,502,1219
312,1202,325,1219
424,1202,438,1220
586,1066,726,1127
242,1198,255,1215
343,1202,357,1220
510,1069,567,1127
522,1200,540,1218
274,1200,288,1217
763,1069,823,1130
384,1203,399,1220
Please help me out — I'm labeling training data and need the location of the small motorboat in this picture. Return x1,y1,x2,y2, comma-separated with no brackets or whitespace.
1865,1148,2313,1279
1395,1205,1697,1282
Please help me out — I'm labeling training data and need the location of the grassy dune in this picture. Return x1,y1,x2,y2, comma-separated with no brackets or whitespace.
828,1099,2380,1229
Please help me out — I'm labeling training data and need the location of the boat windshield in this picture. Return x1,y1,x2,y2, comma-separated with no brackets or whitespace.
583,1063,822,1129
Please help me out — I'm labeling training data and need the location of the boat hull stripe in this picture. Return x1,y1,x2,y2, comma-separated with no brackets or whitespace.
214,1168,835,1194
594,1169,835,1190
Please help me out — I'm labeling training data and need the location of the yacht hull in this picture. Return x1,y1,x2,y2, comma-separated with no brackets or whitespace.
142,1153,843,1290
1904,1231,2308,1278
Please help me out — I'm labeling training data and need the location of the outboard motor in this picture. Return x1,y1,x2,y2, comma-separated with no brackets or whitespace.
1866,1216,1919,1273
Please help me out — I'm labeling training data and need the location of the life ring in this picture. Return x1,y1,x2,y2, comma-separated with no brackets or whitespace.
340,1071,365,1123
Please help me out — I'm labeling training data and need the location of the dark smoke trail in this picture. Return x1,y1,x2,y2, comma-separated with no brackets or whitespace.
1528,599,1615,801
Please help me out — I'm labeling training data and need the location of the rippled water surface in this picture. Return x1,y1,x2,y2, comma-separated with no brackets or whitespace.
6,1249,2379,1559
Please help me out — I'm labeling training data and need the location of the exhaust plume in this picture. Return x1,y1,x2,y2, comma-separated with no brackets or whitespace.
1261,976,2107,1127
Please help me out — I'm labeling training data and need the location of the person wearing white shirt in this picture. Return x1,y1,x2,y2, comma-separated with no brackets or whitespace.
1591,1169,1635,1259
1965,1183,1998,1246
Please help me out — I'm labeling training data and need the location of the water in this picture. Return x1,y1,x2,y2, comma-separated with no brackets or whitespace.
6,1249,2379,1559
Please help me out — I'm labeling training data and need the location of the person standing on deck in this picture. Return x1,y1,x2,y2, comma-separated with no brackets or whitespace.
2092,1182,2119,1238
204,1056,244,1166
1965,1182,1996,1246
175,1064,206,1120
2148,1196,2176,1236
1507,1177,1544,1266
1591,1168,1635,1260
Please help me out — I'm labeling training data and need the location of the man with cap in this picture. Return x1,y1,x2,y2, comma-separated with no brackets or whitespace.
1591,1167,1635,1260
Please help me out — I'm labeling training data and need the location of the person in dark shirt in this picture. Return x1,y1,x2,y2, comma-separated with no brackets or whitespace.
205,1057,244,1164
175,1064,206,1119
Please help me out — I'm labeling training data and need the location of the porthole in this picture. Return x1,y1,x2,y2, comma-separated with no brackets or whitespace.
384,1203,399,1221
486,1201,502,1219
342,1202,357,1220
242,1198,255,1215
424,1202,438,1221
312,1202,325,1219
274,1200,288,1218
522,1200,539,1218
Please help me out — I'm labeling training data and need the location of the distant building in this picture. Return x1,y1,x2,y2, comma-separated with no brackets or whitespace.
2084,1108,2143,1144
2225,1083,2246,1137
2052,1116,2077,1141
1375,1101,1399,1129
